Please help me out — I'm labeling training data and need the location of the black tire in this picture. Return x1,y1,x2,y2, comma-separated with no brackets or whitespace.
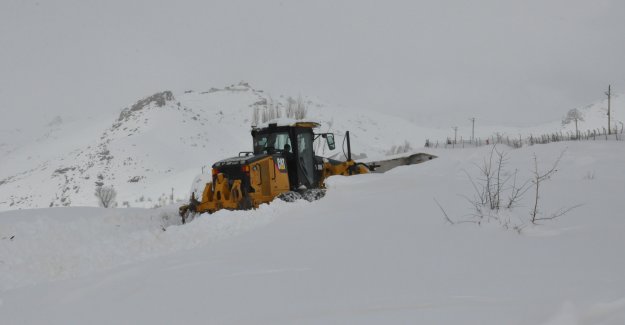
277,191,303,202
301,189,326,202
180,193,201,224
181,209,197,224
237,188,254,210
180,206,189,224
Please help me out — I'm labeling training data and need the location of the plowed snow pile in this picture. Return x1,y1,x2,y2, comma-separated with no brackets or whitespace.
1,141,625,324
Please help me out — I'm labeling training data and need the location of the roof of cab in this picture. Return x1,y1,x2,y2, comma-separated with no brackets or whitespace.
252,118,321,130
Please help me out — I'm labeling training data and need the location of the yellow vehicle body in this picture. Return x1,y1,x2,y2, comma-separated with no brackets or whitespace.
192,155,292,214
179,121,371,222
180,154,369,221
179,121,435,223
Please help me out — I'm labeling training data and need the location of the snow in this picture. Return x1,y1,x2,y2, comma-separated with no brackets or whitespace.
1,83,624,323
0,84,447,210
1,139,625,324
0,84,622,210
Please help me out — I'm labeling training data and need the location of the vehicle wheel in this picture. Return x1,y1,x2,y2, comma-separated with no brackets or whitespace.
301,189,326,202
277,191,303,202
181,209,197,224
237,188,254,210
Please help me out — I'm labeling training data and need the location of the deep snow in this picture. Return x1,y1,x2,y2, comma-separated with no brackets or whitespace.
0,83,452,210
1,84,621,211
1,140,624,324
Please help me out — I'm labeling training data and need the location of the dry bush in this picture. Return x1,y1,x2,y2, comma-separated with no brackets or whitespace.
95,186,117,208
438,146,578,232
252,107,261,126
285,96,307,120
386,140,413,156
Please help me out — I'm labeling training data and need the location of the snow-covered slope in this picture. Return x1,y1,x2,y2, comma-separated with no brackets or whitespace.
0,83,447,211
1,140,624,324
0,85,262,210
0,84,622,211
468,93,625,140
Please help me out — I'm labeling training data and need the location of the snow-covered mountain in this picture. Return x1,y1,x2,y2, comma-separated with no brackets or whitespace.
0,82,441,210
0,82,622,211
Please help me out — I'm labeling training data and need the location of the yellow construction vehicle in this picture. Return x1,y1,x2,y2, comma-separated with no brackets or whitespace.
179,121,435,223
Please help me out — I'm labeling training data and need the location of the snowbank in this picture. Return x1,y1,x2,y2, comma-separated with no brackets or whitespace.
1,140,625,324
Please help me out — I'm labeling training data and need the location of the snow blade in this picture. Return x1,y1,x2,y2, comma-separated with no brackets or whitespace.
367,152,437,173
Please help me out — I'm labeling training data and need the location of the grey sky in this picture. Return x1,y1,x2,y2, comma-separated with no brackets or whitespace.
1,0,624,130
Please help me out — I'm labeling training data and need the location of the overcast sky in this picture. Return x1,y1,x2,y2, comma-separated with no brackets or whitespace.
1,0,624,130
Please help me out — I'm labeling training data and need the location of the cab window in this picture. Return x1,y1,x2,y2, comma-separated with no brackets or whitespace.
254,132,292,154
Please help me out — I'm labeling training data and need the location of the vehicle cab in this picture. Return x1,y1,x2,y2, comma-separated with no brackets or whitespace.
251,121,335,190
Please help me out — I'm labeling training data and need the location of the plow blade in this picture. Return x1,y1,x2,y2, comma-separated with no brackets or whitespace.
367,152,437,173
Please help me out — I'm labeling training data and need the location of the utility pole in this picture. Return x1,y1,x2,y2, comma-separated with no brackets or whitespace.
469,117,475,143
606,85,612,135
452,126,458,145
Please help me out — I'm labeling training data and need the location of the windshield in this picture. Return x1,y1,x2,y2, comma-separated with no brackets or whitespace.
253,132,292,154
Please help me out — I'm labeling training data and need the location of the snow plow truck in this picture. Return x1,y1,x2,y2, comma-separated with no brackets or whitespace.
179,121,435,223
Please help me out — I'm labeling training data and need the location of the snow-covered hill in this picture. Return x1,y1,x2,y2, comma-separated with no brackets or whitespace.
0,83,622,211
481,93,625,138
1,140,624,324
0,82,440,210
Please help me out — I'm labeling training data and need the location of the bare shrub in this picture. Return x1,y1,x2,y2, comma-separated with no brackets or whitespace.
439,146,577,231
529,152,560,222
387,140,413,156
252,95,289,126
285,97,296,118
251,94,308,127
506,169,531,209
529,150,581,224
251,107,261,126
466,146,519,212
434,198,454,225
269,95,281,119
262,105,277,123
583,170,595,180
461,146,524,225
95,186,117,208
294,96,308,119
285,96,307,120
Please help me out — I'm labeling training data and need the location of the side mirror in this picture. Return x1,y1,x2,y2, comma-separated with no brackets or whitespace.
326,133,336,150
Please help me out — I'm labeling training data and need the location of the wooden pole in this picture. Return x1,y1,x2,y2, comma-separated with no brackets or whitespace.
606,85,612,135
469,117,475,143
452,126,458,147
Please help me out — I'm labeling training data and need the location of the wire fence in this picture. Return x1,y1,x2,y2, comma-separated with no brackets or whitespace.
425,127,624,149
